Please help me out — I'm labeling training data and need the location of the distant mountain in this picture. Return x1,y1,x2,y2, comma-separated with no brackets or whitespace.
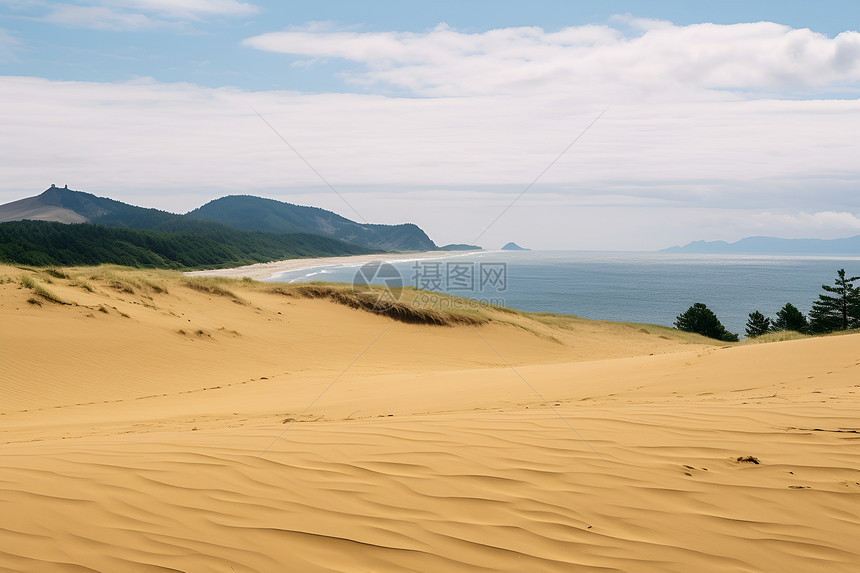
0,186,376,268
661,235,860,254
439,243,482,251
0,186,441,253
187,195,437,252
0,185,206,230
0,189,88,224
501,242,529,251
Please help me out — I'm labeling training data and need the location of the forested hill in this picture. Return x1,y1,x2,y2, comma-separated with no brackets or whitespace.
0,220,372,269
187,195,437,252
0,185,449,268
1,186,439,252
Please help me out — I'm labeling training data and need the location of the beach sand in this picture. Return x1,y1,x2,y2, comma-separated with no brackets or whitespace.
185,250,462,280
2,264,860,572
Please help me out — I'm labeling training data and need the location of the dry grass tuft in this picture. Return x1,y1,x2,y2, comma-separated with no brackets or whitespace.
72,279,96,292
139,278,168,294
17,273,70,304
267,283,487,326
33,284,70,305
43,268,69,280
183,277,245,304
745,330,810,344
108,280,135,294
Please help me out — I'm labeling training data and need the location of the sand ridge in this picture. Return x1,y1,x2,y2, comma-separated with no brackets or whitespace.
2,265,860,571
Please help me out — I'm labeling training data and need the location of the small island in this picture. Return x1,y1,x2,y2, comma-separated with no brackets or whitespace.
439,243,483,251
501,242,529,251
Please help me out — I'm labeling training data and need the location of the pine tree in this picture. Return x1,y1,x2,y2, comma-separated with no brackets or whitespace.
772,303,808,333
745,311,771,338
675,303,739,342
808,269,860,333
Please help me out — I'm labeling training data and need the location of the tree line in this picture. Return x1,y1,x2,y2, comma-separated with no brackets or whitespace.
0,220,372,269
675,269,860,342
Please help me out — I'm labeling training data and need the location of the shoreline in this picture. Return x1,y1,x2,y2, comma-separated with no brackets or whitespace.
184,250,477,281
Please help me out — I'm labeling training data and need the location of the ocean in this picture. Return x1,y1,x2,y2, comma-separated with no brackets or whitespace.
264,251,860,338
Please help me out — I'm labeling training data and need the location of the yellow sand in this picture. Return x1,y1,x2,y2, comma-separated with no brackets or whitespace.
2,265,859,572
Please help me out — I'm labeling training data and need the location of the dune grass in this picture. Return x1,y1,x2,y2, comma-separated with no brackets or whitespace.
81,266,172,296
10,264,489,324
524,312,721,345
71,279,96,293
744,330,810,344
44,268,69,280
17,273,70,304
13,263,850,347
87,268,141,294
183,276,245,304
266,282,489,326
743,328,860,345
139,278,169,294
33,284,69,304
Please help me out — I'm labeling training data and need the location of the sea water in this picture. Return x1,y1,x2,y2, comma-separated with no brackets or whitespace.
265,251,860,338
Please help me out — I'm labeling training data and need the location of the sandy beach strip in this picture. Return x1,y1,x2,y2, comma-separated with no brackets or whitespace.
184,250,472,280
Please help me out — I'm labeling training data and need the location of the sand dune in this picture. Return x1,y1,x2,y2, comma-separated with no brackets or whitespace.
2,265,859,571
0,196,88,224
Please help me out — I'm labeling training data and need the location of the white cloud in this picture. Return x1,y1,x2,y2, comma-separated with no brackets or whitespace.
43,0,257,30
244,21,860,98
0,73,858,249
2,18,860,248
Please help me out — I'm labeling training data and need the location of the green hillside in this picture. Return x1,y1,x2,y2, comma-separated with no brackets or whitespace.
188,195,437,252
0,220,373,269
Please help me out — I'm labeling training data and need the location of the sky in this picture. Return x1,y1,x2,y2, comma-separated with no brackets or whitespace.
1,1,859,250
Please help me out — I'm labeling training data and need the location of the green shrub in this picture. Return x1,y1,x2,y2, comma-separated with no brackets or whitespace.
772,303,808,333
745,311,772,338
675,303,738,342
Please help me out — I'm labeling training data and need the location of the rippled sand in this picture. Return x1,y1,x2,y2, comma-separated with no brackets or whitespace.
2,265,859,572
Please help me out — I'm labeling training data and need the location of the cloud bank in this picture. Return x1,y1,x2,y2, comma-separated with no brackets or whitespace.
1,19,859,248
244,21,860,98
